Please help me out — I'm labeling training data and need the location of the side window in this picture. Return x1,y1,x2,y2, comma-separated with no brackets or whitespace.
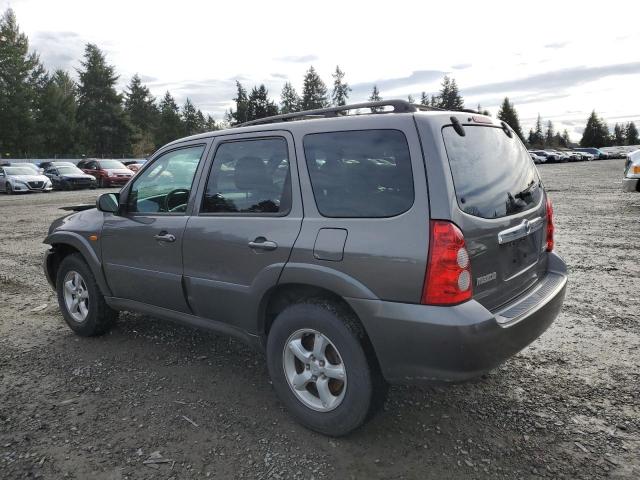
303,129,414,218
201,137,291,214
127,145,205,214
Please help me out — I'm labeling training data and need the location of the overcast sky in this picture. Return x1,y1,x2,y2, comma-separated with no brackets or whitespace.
3,0,640,139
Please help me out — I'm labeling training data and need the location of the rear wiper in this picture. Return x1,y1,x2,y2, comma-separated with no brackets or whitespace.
514,180,539,200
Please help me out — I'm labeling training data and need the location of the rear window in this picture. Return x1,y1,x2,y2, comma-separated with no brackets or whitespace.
442,125,542,219
303,130,414,218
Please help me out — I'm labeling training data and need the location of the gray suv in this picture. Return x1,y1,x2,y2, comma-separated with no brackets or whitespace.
43,101,567,436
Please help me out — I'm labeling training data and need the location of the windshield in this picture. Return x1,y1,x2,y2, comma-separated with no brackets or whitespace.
4,167,36,176
98,160,126,169
442,125,542,219
57,166,83,174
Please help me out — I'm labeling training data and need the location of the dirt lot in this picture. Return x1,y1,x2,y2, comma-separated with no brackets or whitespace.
0,159,638,479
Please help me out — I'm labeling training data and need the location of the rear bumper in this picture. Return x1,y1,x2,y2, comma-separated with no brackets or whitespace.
349,252,568,384
622,177,639,192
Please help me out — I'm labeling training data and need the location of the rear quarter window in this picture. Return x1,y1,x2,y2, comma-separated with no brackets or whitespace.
442,125,542,219
303,129,414,218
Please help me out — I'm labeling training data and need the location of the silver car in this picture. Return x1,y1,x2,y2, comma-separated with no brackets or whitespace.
623,150,640,192
0,166,53,194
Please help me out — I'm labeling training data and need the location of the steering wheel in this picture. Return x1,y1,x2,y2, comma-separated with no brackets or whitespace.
164,188,190,212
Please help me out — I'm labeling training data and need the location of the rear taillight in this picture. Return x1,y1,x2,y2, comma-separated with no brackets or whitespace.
422,220,472,306
545,196,554,252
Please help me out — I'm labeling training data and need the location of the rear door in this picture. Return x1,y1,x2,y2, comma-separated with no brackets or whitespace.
439,123,548,310
182,131,303,333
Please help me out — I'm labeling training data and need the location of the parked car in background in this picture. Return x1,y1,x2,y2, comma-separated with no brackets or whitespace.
529,152,546,164
530,150,559,163
77,159,133,187
573,151,594,161
574,147,607,159
43,100,567,436
0,165,52,194
44,165,97,190
0,161,44,173
39,161,76,170
123,160,146,173
623,150,640,192
546,150,570,162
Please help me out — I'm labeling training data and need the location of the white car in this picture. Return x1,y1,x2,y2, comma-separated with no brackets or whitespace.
623,150,640,192
0,166,53,194
529,152,546,164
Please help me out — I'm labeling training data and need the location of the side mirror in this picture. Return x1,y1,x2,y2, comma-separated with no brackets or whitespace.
96,192,120,214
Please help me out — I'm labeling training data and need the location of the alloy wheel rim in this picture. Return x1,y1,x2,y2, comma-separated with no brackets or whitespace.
282,329,347,412
63,270,89,322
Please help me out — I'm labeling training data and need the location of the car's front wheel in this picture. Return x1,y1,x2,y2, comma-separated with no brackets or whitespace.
56,253,117,336
267,301,386,436
6,183,12,195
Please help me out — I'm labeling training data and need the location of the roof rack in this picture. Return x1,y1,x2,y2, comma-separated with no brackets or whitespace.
236,100,442,127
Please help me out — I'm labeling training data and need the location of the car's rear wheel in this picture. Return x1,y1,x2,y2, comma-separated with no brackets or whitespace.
56,253,117,336
98,177,105,188
267,301,386,436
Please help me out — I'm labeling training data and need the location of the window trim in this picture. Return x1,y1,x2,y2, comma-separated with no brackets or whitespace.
124,143,208,217
198,135,293,218
302,128,416,219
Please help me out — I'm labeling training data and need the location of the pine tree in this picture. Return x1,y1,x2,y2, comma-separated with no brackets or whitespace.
613,123,626,145
182,99,199,136
246,84,278,121
436,76,464,110
0,8,48,156
496,97,524,141
626,122,639,145
156,91,183,146
124,74,158,136
204,114,218,132
76,43,131,155
561,129,571,147
229,81,249,125
195,109,206,133
407,94,415,104
279,82,301,114
331,66,351,106
368,85,382,112
545,121,555,146
420,92,429,106
301,66,328,110
38,70,78,155
528,115,545,147
580,110,610,148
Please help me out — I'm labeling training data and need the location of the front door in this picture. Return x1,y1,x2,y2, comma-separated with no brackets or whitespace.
101,143,208,312
183,132,303,332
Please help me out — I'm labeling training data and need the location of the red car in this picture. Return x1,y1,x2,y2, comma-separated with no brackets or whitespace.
77,159,133,188
123,160,146,173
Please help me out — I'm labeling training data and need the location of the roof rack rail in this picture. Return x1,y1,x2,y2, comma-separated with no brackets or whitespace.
236,100,442,127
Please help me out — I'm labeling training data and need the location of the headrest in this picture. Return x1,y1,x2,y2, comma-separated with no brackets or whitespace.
234,156,268,190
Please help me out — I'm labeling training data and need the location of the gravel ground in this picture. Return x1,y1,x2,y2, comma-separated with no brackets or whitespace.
0,159,638,479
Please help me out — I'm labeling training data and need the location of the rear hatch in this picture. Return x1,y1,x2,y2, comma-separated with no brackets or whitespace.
441,123,548,311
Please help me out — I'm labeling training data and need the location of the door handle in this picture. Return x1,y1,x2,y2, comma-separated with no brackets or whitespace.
154,232,176,243
248,237,278,251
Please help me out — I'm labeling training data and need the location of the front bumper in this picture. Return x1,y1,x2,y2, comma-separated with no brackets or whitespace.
622,177,639,192
104,177,130,186
349,252,568,384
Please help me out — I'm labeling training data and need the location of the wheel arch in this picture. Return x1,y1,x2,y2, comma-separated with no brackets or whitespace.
44,232,112,296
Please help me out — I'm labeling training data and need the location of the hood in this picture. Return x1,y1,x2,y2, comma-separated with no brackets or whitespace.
9,174,49,182
60,173,95,180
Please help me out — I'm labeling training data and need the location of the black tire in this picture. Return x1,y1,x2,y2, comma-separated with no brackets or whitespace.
98,177,104,188
267,300,386,436
6,183,12,195
55,253,117,336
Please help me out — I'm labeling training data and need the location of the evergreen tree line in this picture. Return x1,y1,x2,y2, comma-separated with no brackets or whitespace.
0,9,217,159
1,8,637,158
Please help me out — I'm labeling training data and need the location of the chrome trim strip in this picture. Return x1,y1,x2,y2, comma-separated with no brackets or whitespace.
498,217,543,244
